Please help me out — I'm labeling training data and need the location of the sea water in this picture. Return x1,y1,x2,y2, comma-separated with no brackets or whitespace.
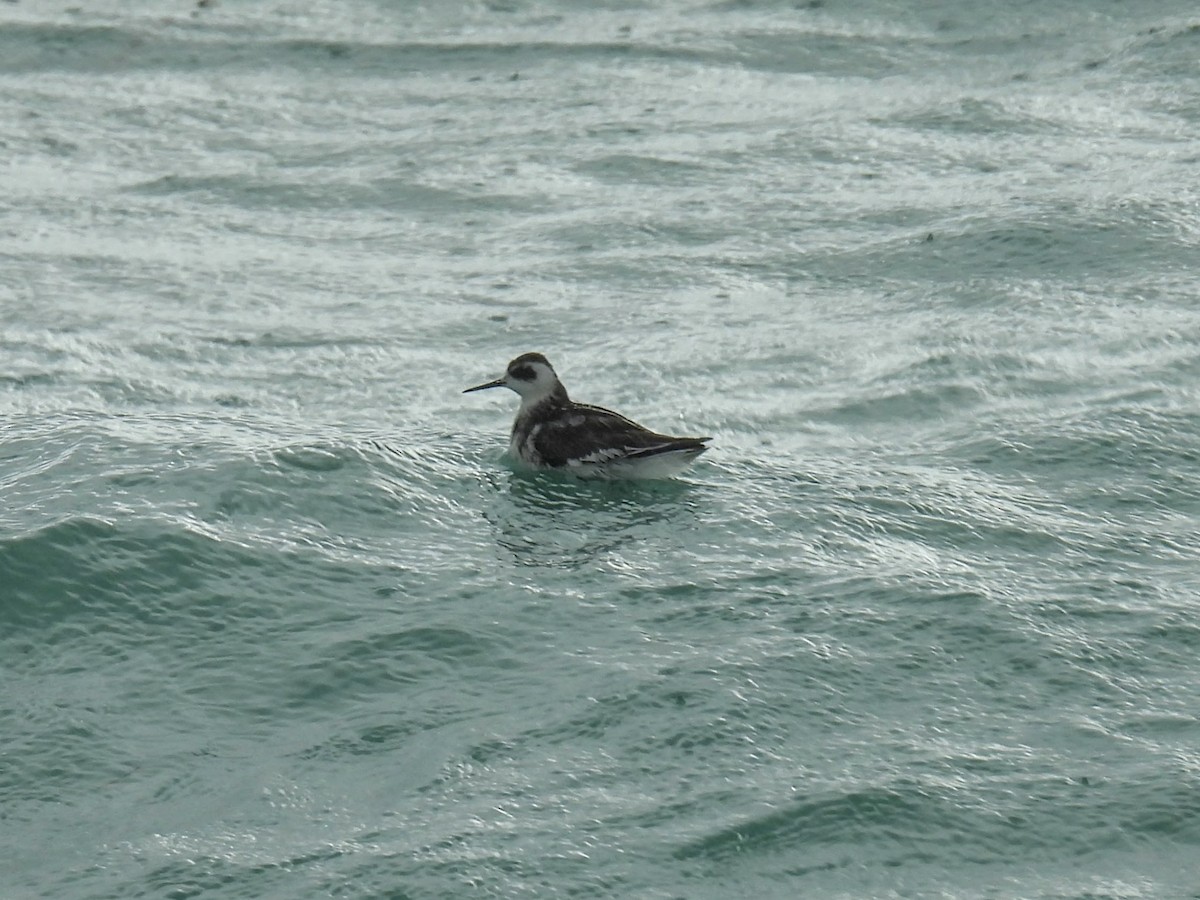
3,1,1200,897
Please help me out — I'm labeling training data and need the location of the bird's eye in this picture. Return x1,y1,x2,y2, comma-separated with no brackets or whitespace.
510,365,536,381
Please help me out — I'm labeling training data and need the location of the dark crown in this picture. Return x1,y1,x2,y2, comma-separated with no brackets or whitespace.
508,352,551,370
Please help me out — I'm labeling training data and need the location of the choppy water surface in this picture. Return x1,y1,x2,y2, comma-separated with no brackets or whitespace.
3,1,1200,897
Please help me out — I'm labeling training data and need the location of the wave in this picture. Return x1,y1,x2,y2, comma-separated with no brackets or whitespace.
0,22,715,76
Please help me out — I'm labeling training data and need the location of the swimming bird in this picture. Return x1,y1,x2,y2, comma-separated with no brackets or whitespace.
464,352,711,479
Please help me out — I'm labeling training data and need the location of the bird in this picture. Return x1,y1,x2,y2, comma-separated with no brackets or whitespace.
463,352,711,479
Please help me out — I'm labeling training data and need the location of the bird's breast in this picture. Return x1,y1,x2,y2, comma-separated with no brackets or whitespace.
509,419,543,465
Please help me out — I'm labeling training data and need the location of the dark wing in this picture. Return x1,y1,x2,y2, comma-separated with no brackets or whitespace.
534,405,710,468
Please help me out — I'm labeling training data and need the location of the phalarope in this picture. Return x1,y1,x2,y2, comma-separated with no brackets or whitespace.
464,352,711,479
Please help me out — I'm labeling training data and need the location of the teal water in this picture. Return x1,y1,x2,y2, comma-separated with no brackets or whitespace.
4,2,1200,897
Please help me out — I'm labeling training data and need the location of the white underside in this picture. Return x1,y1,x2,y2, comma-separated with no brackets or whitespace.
565,446,707,480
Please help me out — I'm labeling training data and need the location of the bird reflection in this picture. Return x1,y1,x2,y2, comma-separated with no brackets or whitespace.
484,470,703,569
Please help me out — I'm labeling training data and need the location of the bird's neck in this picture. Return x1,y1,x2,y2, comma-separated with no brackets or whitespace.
515,383,570,423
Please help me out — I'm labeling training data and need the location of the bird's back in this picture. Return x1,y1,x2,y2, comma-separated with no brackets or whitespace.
515,399,709,475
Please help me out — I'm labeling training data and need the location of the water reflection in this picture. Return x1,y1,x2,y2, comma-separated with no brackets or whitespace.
484,470,704,569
